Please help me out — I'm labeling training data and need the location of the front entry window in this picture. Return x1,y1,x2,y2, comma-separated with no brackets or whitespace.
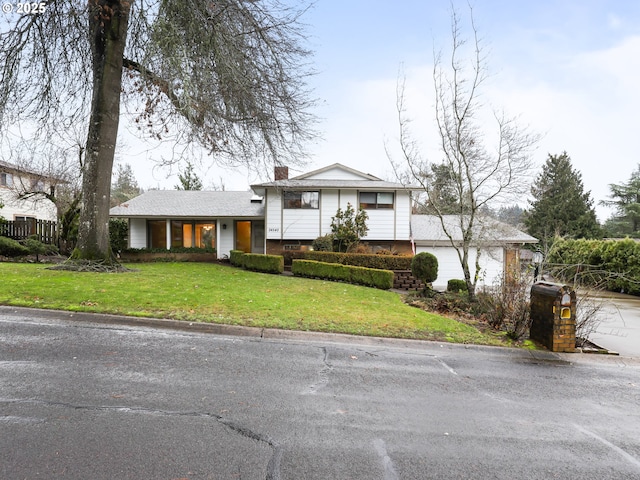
195,223,215,249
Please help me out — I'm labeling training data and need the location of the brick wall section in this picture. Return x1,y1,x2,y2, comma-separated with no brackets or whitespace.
530,283,577,353
393,270,424,291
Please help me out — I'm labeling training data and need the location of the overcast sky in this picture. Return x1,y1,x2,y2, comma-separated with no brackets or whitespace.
125,0,640,221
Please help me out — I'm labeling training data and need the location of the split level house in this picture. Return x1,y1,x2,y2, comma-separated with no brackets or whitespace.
110,163,537,289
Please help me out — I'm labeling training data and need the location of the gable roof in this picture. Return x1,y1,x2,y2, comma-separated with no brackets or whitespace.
411,215,538,246
251,163,413,192
292,163,382,181
109,190,264,218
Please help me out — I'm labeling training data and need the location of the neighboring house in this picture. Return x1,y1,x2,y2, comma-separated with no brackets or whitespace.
0,160,57,224
109,164,538,286
250,163,414,254
411,215,538,290
109,190,265,257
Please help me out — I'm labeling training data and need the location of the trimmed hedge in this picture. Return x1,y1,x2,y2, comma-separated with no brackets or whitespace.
547,238,640,295
230,249,246,267
303,251,412,270
292,259,394,289
230,250,284,274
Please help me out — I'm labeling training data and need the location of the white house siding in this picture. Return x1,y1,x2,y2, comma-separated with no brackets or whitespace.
0,191,56,222
320,189,339,235
306,167,365,180
363,210,396,240
218,221,235,258
265,191,283,239
281,208,321,239
128,218,147,248
394,192,412,240
415,245,503,290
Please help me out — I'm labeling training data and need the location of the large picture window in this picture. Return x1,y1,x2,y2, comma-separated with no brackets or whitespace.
359,192,394,209
170,220,215,249
284,191,319,209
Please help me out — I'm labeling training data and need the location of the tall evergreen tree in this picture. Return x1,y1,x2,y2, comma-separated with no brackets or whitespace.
600,164,640,237
111,163,142,207
175,162,203,191
524,152,601,245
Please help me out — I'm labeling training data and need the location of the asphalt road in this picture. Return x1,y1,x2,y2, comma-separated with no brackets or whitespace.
589,291,640,357
2,307,640,479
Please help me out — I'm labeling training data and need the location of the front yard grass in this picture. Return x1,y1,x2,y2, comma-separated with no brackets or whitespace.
0,262,509,346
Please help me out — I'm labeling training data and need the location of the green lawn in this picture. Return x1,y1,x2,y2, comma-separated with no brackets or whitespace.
0,262,506,345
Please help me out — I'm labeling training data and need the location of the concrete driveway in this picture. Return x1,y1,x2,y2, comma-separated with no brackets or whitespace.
588,291,640,358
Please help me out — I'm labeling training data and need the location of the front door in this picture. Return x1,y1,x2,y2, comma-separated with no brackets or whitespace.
236,221,252,253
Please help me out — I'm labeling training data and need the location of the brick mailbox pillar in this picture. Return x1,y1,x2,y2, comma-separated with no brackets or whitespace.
530,282,577,353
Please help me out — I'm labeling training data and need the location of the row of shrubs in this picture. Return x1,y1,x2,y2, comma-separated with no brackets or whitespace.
292,259,395,290
230,250,395,289
547,238,640,295
303,251,413,270
0,236,59,258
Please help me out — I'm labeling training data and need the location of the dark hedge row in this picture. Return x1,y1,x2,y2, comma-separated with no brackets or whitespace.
292,259,394,290
230,250,284,274
547,238,640,295
303,251,412,270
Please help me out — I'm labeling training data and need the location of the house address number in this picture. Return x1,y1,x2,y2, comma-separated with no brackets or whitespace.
269,227,280,233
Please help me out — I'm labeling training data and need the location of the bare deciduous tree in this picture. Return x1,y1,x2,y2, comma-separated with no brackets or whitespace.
0,0,316,268
390,6,539,300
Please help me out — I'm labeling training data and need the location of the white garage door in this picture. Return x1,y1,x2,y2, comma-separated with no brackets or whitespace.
415,246,504,290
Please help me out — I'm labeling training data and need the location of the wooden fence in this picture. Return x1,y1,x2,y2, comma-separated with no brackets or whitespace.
0,219,57,244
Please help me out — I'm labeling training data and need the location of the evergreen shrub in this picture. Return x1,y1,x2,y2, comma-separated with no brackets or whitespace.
0,236,29,257
447,279,468,293
411,252,438,285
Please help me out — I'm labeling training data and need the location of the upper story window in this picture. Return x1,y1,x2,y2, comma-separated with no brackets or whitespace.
359,192,394,209
0,172,13,187
31,178,45,192
284,191,319,209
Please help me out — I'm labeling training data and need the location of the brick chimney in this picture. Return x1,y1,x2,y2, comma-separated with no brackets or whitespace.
274,166,289,181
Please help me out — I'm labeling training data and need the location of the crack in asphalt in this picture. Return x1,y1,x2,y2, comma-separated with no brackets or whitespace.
303,346,333,395
0,397,282,479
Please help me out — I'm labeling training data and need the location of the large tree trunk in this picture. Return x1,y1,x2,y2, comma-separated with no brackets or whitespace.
72,0,131,263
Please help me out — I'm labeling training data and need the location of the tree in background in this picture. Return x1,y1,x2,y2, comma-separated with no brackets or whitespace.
330,203,368,252
524,152,601,246
495,205,525,228
413,163,463,215
600,164,640,238
1,1,316,267
175,161,204,191
390,6,538,300
111,163,142,207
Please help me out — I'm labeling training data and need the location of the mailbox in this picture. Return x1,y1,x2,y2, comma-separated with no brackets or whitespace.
530,282,576,353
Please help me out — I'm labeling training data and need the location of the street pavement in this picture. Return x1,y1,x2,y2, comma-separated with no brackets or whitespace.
587,291,640,357
1,306,640,479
